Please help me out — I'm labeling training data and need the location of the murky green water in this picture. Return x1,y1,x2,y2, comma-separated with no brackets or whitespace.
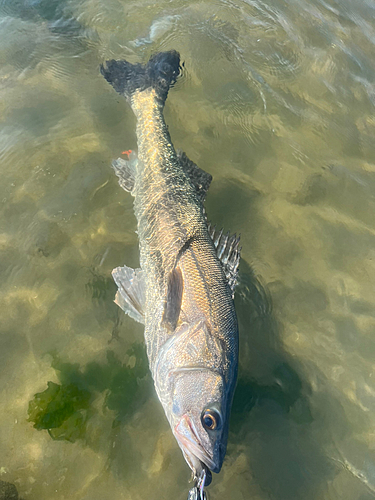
1,0,375,499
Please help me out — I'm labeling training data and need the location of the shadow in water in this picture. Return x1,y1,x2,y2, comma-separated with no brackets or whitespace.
232,259,312,427
230,258,335,500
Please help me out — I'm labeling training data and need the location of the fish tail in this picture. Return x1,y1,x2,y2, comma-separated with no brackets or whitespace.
100,50,181,103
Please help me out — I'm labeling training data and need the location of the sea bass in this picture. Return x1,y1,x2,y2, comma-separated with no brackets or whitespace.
101,51,240,490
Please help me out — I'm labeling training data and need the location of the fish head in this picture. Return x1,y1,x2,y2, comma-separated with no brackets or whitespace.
170,368,230,482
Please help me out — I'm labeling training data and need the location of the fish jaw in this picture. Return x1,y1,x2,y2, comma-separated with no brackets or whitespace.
174,413,220,475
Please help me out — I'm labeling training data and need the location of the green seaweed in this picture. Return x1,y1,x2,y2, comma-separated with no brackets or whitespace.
48,410,88,442
28,344,151,442
27,381,91,442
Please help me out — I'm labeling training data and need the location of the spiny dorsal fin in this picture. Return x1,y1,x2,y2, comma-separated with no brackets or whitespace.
177,150,212,202
207,222,241,297
112,265,146,324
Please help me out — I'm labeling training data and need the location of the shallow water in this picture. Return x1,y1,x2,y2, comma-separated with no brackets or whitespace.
1,0,375,499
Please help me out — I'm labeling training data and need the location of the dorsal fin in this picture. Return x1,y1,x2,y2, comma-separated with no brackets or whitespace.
207,223,241,297
177,150,212,202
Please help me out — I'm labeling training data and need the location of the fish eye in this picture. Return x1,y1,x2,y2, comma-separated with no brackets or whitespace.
201,409,221,431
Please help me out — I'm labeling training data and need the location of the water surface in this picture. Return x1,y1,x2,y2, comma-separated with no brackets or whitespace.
1,0,375,499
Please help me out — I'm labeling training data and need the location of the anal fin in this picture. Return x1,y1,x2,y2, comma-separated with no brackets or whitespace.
112,265,145,324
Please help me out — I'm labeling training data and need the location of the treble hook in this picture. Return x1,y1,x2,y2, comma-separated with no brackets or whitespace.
187,469,208,500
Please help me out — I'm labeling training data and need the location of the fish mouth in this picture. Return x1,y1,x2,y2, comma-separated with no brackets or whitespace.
174,414,219,476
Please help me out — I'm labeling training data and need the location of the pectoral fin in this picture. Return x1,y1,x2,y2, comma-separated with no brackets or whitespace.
162,267,183,331
112,265,145,324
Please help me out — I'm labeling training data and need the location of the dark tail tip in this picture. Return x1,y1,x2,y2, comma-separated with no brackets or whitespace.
147,50,181,100
101,50,181,103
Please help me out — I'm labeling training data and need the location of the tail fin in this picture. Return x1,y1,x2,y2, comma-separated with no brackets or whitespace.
100,50,181,103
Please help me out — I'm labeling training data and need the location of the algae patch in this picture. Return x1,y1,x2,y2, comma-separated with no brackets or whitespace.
28,381,91,442
27,344,151,442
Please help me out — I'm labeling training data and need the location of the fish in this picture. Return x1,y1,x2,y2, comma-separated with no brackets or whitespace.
100,51,240,490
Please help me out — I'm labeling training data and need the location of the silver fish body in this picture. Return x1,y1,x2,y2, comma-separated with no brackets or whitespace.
101,51,240,487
